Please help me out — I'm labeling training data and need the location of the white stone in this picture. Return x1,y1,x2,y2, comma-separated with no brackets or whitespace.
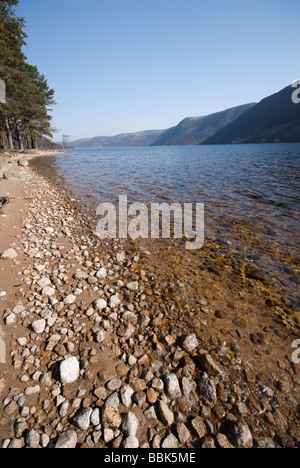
165,373,182,400
37,277,51,288
42,286,55,297
94,298,107,311
96,268,107,279
12,305,25,314
162,434,179,448
32,319,46,334
60,357,80,385
120,385,134,408
73,408,92,431
17,337,27,346
123,436,139,449
5,313,16,325
122,412,139,437
126,281,139,292
110,295,121,309
64,294,76,305
1,248,18,260
55,431,78,449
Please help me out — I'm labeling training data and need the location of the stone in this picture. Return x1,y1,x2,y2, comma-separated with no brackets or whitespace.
162,434,179,449
17,337,27,347
165,373,181,400
116,363,130,378
104,428,115,443
158,401,174,426
198,373,217,404
230,421,253,448
0,378,7,396
55,431,78,449
191,416,207,439
215,433,235,449
25,385,40,396
122,412,139,437
3,170,24,180
126,281,139,292
107,379,122,391
64,294,76,305
25,430,40,448
5,313,16,325
95,329,106,343
255,437,276,449
105,393,120,409
147,388,158,405
152,378,164,392
120,385,134,408
102,406,122,429
91,408,101,426
177,423,192,445
94,299,107,311
110,295,121,308
96,267,107,279
197,353,222,376
15,421,28,439
73,408,93,431
1,248,18,260
94,387,107,400
32,319,46,334
18,159,29,167
180,333,198,353
123,436,139,449
37,277,51,288
60,357,80,385
42,286,55,297
117,322,135,340
116,252,126,262
201,436,216,449
74,271,89,280
5,401,18,415
144,406,159,424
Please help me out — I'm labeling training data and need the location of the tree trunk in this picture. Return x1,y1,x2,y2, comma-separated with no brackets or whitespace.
16,122,24,151
5,117,14,150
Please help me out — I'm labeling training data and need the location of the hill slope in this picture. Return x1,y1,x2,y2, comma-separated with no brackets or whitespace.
151,104,255,146
70,130,165,148
203,85,300,145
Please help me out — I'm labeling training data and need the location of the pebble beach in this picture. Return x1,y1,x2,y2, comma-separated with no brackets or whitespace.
0,150,299,449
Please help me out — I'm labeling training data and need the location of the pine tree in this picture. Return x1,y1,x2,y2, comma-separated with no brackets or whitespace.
0,0,55,150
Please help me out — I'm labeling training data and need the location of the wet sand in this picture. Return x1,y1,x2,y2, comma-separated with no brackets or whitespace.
0,150,299,449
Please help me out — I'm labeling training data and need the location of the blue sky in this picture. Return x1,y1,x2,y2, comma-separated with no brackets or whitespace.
16,0,300,142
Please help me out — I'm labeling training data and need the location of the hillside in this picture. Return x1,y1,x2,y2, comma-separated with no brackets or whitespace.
151,104,255,146
203,85,300,145
70,130,165,148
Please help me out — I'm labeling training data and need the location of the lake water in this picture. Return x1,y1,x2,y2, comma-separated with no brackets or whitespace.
32,143,300,307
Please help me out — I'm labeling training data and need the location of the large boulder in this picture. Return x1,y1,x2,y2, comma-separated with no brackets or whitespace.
0,155,11,165
3,170,25,180
0,162,9,171
18,158,29,167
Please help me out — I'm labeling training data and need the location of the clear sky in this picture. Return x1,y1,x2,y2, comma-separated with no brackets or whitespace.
16,0,300,142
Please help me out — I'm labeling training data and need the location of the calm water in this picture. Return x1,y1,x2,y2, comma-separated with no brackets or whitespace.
32,144,300,306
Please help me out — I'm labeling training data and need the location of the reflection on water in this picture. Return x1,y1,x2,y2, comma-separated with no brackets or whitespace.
31,143,300,307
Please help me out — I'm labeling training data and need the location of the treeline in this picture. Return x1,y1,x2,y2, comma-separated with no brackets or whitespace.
0,0,55,151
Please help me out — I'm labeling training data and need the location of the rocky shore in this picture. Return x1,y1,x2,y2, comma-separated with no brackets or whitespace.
0,151,299,449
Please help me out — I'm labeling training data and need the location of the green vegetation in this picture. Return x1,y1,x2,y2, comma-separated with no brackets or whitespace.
0,0,55,151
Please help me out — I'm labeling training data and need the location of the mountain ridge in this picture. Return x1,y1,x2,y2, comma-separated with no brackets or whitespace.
203,85,300,145
69,103,255,148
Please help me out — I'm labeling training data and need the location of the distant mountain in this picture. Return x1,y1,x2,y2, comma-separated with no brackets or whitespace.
151,104,256,146
203,85,300,145
70,104,255,149
70,130,165,148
